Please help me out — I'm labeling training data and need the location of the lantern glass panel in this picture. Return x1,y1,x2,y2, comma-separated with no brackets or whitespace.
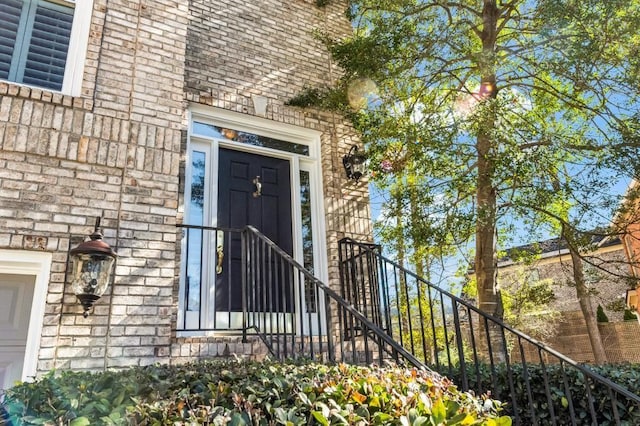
352,161,365,176
70,253,115,298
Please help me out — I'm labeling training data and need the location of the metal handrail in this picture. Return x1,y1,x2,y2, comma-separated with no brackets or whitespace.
176,223,424,366
241,225,424,367
338,237,640,426
175,223,640,424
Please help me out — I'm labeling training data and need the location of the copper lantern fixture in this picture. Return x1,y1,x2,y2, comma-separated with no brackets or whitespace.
69,217,117,317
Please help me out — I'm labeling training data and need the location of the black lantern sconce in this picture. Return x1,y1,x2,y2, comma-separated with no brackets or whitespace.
342,145,367,182
69,217,117,317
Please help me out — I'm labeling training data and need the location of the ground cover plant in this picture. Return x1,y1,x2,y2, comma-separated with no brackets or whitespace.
0,358,510,425
437,363,640,425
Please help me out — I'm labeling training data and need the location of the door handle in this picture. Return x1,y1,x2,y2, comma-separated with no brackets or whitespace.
216,245,224,274
216,230,224,274
253,176,262,198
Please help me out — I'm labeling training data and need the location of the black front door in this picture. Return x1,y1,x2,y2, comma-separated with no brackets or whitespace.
216,148,293,312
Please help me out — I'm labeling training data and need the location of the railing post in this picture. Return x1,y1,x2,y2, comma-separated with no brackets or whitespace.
452,298,468,391
182,227,189,331
325,289,336,362
241,228,248,343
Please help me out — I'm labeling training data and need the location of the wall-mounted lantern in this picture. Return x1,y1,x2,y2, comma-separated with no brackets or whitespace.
69,217,117,317
342,145,367,182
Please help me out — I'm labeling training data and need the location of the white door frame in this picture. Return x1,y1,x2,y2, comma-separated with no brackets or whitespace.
0,249,52,383
179,105,329,335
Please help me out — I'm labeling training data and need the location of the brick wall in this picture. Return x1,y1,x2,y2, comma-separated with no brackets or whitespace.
0,0,189,372
539,311,640,364
183,0,371,248
0,0,370,373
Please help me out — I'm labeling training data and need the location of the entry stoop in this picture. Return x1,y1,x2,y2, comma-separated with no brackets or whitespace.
169,335,272,365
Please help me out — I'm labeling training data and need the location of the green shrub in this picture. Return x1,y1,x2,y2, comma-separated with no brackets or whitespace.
597,305,610,322
435,362,640,426
1,359,510,425
623,309,637,321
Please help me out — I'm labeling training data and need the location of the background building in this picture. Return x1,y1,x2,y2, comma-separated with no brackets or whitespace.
497,235,639,363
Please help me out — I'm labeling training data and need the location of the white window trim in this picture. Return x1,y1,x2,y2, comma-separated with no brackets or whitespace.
0,249,52,382
180,105,329,335
64,0,92,97
2,0,93,97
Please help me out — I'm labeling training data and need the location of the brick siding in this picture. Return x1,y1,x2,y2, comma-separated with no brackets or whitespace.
499,245,632,321
0,0,372,373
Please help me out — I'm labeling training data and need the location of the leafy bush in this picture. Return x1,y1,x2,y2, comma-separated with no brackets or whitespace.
1,359,511,425
436,362,640,426
623,309,637,321
597,305,610,323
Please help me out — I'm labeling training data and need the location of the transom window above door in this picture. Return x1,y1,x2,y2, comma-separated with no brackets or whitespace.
0,0,92,95
192,121,310,156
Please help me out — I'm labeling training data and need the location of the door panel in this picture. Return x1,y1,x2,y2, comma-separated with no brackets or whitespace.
0,274,35,389
217,148,293,313
0,348,26,390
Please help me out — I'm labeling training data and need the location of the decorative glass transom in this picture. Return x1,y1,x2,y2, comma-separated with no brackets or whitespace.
192,121,310,156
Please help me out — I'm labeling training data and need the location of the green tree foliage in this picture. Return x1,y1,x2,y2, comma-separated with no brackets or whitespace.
291,1,640,328
501,276,559,341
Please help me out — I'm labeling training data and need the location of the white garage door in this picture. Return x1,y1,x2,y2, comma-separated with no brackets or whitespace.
0,274,36,391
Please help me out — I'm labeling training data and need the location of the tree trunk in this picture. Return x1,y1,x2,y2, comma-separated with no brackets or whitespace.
392,189,410,348
564,227,608,364
476,0,501,319
475,0,506,360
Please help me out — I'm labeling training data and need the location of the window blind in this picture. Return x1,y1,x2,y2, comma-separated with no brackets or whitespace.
0,0,74,91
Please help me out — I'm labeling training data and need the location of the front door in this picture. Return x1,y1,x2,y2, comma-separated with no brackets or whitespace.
0,274,36,390
216,148,293,315
181,117,327,334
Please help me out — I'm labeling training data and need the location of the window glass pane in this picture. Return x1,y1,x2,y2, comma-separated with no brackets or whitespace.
186,151,206,311
22,2,73,90
300,170,317,312
193,121,310,156
0,0,23,80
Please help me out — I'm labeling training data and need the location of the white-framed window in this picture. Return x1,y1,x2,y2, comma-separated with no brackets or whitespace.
0,0,92,96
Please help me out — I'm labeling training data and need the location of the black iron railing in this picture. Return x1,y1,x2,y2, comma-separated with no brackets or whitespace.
243,225,425,365
177,224,421,366
338,237,640,425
